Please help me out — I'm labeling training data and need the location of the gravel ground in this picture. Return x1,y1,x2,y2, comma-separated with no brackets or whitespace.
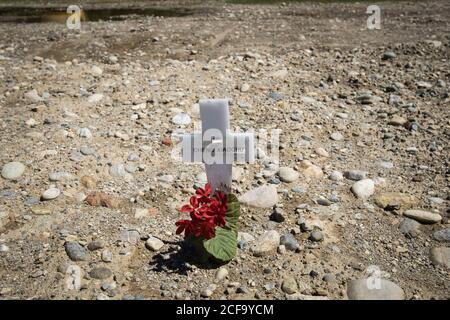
0,0,449,300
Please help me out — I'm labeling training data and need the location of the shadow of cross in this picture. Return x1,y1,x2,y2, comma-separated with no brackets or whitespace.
182,99,254,193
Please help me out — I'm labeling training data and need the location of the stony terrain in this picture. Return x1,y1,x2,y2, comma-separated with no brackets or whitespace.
0,0,449,300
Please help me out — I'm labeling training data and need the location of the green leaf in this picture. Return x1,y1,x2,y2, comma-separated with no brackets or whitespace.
203,194,240,262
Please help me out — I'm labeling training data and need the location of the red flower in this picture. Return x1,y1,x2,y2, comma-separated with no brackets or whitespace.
176,183,227,240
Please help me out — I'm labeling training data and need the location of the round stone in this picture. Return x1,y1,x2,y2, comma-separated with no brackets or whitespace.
351,179,375,199
329,170,343,181
65,242,89,261
215,267,229,282
145,236,164,251
347,279,404,300
172,113,191,125
281,277,298,294
1,162,25,180
89,267,112,280
41,188,61,200
310,230,324,242
403,210,442,224
429,247,450,268
330,132,343,141
251,230,280,257
433,229,450,242
278,167,299,183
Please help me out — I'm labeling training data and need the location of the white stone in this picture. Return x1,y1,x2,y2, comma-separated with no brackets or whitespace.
278,167,299,183
41,188,61,200
172,113,191,125
145,236,164,251
239,185,278,208
251,230,280,257
351,179,375,199
1,162,25,180
88,93,103,104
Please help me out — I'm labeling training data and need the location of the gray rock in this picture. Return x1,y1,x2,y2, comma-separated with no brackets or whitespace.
429,247,450,268
251,230,280,257
382,51,396,60
1,162,25,180
433,229,450,242
65,242,89,261
399,218,421,238
87,240,104,251
89,267,112,280
329,170,343,181
101,249,113,262
239,185,278,208
347,279,405,300
41,188,60,200
344,170,367,181
351,179,375,199
403,210,442,224
110,164,132,179
127,153,140,162
278,167,299,183
80,146,96,155
330,132,343,141
145,236,164,251
309,230,324,242
280,233,300,251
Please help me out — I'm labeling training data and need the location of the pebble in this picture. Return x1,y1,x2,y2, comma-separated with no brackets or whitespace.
80,146,96,155
309,230,324,242
344,170,367,181
31,205,52,215
215,267,229,282
25,89,43,102
145,236,164,251
89,267,112,280
1,161,25,180
109,164,130,178
429,247,450,268
351,179,375,199
239,185,278,208
399,218,421,238
201,284,217,298
347,279,405,300
87,240,104,251
240,83,250,92
278,167,299,183
251,230,280,257
374,192,418,210
281,277,298,294
329,170,343,181
77,127,92,138
172,113,191,125
433,229,450,242
41,188,60,200
49,171,71,181
280,233,299,251
88,93,103,104
101,249,113,262
330,132,343,141
382,51,396,60
315,147,329,157
65,242,89,261
403,210,442,224
0,244,9,252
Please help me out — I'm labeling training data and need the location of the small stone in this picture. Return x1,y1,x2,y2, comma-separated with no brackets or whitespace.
31,206,52,215
87,240,104,251
157,175,174,184
329,170,343,181
251,230,280,257
270,208,285,223
323,274,336,283
201,284,217,298
81,176,97,189
347,279,405,300
1,162,25,180
77,127,92,139
172,113,191,125
239,185,278,208
41,188,61,200
215,267,229,282
403,210,442,224
90,65,103,76
278,167,299,183
240,83,250,92
49,171,72,181
281,277,298,294
351,179,375,199
315,147,329,157
127,153,140,162
280,233,299,251
25,89,43,102
433,229,450,242
388,115,407,126
0,244,9,252
344,170,367,181
429,247,450,268
374,192,418,210
330,132,343,141
80,146,95,155
109,164,131,179
382,51,396,60
65,242,89,261
399,218,421,238
101,249,113,262
309,230,324,242
89,267,112,280
145,236,164,251
88,93,103,104
85,192,122,209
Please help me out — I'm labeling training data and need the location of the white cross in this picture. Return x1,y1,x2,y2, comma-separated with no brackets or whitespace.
182,99,255,193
